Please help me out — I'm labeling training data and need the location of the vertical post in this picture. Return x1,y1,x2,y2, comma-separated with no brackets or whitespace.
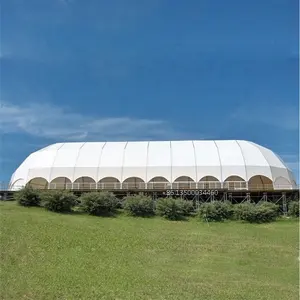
263,192,267,202
195,193,199,210
282,192,287,216
224,192,227,202
228,193,232,204
246,193,251,202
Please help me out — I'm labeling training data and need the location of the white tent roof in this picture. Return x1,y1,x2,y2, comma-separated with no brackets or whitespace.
9,140,296,190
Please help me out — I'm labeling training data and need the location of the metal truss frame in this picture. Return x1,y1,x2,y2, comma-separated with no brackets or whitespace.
1,189,299,216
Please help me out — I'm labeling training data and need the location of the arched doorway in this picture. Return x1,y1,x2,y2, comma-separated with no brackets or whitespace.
274,177,292,190
98,177,121,190
248,175,273,190
49,177,72,190
10,179,25,191
26,177,48,189
224,176,246,190
198,176,221,189
122,177,145,189
74,177,96,190
173,176,195,189
148,176,169,189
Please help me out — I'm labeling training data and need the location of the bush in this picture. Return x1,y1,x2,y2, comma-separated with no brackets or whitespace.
182,200,195,216
156,198,186,220
288,201,299,217
234,202,279,223
41,190,77,213
123,195,155,217
233,202,253,221
14,187,41,207
80,191,118,216
198,201,233,222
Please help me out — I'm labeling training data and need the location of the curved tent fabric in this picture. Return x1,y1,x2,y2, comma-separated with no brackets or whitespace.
9,140,297,190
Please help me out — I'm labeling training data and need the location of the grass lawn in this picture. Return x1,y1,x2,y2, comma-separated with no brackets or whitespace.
0,201,298,300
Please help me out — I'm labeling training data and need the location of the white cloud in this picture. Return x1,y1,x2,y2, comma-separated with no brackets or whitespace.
0,101,177,141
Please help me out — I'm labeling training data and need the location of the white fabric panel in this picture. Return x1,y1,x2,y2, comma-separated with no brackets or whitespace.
269,167,290,182
216,141,245,165
237,141,271,181
193,141,221,181
98,142,126,181
245,166,272,182
31,151,57,168
198,171,221,182
274,177,292,189
49,168,73,182
50,143,85,181
74,142,105,181
51,143,83,168
238,141,270,166
216,141,246,180
171,141,195,166
122,169,147,182
122,142,148,181
171,141,196,181
11,154,33,184
253,143,285,168
26,151,57,182
10,178,25,190
287,170,297,187
39,143,64,152
147,141,171,182
193,141,220,166
27,168,52,182
59,143,83,150
222,166,247,181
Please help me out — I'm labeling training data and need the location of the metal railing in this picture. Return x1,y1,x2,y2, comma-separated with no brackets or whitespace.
2,181,299,191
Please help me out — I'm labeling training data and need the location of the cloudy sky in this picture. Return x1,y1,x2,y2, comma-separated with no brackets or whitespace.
1,0,299,183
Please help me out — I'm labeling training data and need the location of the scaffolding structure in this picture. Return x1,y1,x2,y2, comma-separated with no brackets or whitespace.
1,180,298,215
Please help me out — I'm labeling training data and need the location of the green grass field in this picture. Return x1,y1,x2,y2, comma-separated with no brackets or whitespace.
0,201,298,300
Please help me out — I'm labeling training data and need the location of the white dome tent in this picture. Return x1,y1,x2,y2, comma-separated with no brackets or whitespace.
9,140,297,191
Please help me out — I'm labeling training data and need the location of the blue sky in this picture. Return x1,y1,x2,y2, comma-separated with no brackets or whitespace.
0,0,299,183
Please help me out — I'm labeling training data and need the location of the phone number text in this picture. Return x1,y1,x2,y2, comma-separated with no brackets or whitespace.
164,190,218,196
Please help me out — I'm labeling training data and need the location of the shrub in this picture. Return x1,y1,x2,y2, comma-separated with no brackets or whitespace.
156,198,185,220
182,200,195,216
233,202,254,221
288,201,299,217
14,187,41,207
234,202,279,223
123,195,155,217
80,191,118,216
41,190,77,213
198,201,233,222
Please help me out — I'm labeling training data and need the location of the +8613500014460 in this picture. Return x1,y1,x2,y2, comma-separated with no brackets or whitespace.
163,189,219,196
